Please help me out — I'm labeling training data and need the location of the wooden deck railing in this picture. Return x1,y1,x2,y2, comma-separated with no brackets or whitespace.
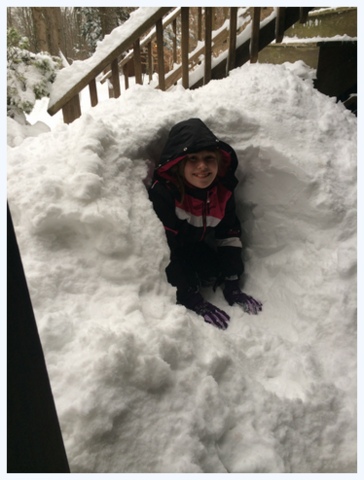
47,7,314,124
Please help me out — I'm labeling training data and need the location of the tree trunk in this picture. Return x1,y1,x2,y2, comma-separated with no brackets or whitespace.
98,7,118,36
44,7,62,56
31,7,48,52
7,7,14,27
30,7,62,55
12,8,35,52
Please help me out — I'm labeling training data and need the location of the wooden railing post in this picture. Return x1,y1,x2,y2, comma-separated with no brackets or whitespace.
111,58,121,97
147,42,153,82
89,78,98,107
62,94,81,124
123,63,129,90
226,7,238,75
204,7,212,85
275,7,286,43
181,7,190,88
300,7,311,23
156,18,166,90
197,7,203,41
133,39,143,85
172,18,178,63
250,7,261,63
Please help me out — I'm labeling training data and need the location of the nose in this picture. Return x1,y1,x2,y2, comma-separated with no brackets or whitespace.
196,158,208,169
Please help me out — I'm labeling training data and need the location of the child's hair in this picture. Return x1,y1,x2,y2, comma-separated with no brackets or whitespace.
169,148,223,200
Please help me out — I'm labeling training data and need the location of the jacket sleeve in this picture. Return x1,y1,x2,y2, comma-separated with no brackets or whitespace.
149,181,199,292
148,180,182,253
214,193,244,278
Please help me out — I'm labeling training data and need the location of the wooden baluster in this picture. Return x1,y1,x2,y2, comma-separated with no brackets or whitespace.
275,7,286,43
147,42,153,82
133,39,143,85
89,78,98,107
300,7,311,23
172,18,177,63
197,7,202,41
62,94,81,124
181,7,189,89
156,18,166,90
111,58,121,97
250,7,261,63
204,7,212,85
123,63,129,90
226,7,238,75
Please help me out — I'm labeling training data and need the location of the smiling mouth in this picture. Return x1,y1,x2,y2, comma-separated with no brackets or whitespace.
194,172,211,178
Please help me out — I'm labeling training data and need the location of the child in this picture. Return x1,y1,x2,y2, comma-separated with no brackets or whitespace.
149,118,262,330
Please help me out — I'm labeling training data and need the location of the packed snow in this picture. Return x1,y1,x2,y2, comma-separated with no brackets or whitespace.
7,54,357,474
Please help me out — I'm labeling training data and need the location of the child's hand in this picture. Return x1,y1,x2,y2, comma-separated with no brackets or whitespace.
223,280,262,315
182,290,230,329
194,300,230,330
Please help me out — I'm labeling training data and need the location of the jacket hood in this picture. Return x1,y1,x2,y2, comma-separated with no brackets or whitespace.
156,118,239,179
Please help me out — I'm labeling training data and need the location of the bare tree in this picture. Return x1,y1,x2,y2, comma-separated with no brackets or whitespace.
9,6,135,61
30,7,62,55
61,8,83,61
8,8,35,51
31,7,48,52
44,7,62,56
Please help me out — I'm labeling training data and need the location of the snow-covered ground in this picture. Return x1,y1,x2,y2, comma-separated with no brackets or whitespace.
7,57,357,474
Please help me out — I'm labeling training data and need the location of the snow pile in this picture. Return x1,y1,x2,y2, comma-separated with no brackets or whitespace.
7,62,357,473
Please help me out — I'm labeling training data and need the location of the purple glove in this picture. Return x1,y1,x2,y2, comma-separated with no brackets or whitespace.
183,291,230,330
223,280,262,315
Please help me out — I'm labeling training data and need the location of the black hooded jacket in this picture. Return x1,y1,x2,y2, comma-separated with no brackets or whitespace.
149,118,244,291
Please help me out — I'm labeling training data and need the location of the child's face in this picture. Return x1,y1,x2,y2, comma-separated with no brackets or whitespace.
183,150,219,189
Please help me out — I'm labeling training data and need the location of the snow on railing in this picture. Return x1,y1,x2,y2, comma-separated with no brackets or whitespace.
48,7,314,124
